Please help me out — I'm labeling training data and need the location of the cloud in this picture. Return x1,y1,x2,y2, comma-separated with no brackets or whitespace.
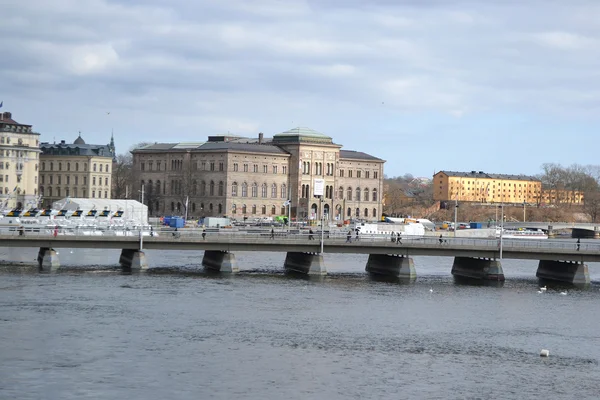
2,0,600,176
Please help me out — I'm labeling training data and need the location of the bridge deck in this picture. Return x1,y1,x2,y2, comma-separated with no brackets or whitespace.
1,233,597,262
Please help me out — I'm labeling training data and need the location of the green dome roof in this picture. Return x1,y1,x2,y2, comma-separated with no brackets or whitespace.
273,127,332,144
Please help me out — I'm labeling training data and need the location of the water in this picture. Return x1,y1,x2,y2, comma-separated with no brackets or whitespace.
1,248,600,399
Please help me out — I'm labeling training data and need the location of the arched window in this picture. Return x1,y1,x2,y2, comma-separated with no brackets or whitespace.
364,188,369,202
252,205,257,214
338,187,344,200
50,162,54,171
355,208,360,217
271,205,276,214
232,204,237,214
281,184,287,198
242,204,247,214
58,162,62,171
347,187,352,201
364,208,369,218
301,184,305,198
373,208,377,219
93,163,97,172
218,203,222,214
209,203,213,212
99,164,103,172
261,183,267,198
171,202,175,212
251,183,258,197
193,180,197,195
177,202,181,212
347,207,351,217
232,182,238,197
372,189,378,202
356,187,361,201
262,205,266,215
201,181,206,196
67,162,71,171
242,182,248,197
200,203,204,211
280,206,285,215
156,180,161,195
210,181,215,196
271,183,277,198
218,181,224,196
75,162,79,171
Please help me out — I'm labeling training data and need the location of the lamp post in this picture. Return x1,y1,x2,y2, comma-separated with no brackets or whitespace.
500,202,504,259
319,196,324,255
523,200,526,222
453,190,459,238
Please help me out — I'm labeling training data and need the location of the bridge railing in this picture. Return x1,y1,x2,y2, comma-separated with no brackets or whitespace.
0,227,596,252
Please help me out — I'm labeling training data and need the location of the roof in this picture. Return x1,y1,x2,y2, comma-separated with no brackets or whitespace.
0,112,31,127
272,127,333,144
74,134,86,145
436,170,540,181
198,142,289,155
339,150,383,161
40,141,114,157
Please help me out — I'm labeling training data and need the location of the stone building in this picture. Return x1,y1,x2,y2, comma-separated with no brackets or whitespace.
0,111,41,210
132,127,385,221
39,134,116,207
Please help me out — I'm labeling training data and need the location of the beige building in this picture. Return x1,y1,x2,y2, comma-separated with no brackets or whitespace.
0,111,41,210
433,170,542,205
39,134,116,208
132,127,385,221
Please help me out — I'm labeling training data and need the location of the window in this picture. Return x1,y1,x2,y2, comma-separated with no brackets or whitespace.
372,189,378,202
262,205,266,215
105,177,108,186
364,188,369,202
92,190,95,198
99,164,103,172
373,208,377,218
251,183,258,197
273,166,277,174
339,169,344,177
348,170,353,178
50,162,54,171
75,176,79,185
271,183,277,198
106,164,109,173
94,163,97,172
374,171,378,179
232,204,237,214
233,163,238,172
58,162,62,171
263,165,267,173
243,164,248,172
75,163,79,171
252,205,256,214
242,183,248,197
93,177,96,185
219,162,224,171
210,162,215,171
261,183,267,198
282,166,287,174
201,181,206,196
253,164,258,173
210,181,215,196
338,187,344,199
66,176,70,185
242,204,247,214
218,181,224,196
271,205,276,215
356,187,360,200
357,170,361,178
67,162,71,171
41,175,45,184
232,182,238,196
281,184,287,199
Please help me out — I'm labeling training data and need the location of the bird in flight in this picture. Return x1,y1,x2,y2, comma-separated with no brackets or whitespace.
106,112,111,115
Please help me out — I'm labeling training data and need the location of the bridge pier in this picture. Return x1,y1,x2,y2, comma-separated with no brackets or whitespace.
37,247,60,271
119,249,148,270
536,260,589,285
365,254,416,279
284,252,326,275
202,250,239,273
451,257,504,281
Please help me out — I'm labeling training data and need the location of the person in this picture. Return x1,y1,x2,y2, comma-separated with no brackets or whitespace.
346,229,352,243
270,228,275,239
391,232,395,243
355,228,360,241
150,226,154,237
309,229,314,240
576,238,581,251
18,225,24,236
202,228,206,240
173,227,179,238
396,232,402,245
439,234,443,245
53,225,58,238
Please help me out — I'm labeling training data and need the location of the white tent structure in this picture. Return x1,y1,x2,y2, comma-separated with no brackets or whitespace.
52,198,148,225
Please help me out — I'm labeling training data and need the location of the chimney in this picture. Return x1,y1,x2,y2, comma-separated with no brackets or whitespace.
258,132,264,144
60,140,66,145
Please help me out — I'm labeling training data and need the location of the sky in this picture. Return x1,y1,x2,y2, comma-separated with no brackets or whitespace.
2,0,600,179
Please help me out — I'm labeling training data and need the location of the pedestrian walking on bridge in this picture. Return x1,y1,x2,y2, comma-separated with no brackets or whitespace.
396,232,402,245
270,228,275,239
346,230,352,243
202,228,206,240
576,238,581,251
308,229,314,240
439,234,443,245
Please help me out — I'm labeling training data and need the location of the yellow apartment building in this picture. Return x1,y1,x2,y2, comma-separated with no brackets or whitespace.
39,134,116,207
433,170,542,204
0,111,41,210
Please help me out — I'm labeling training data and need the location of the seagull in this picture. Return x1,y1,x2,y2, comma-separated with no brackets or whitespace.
537,290,543,294
540,286,547,291
429,288,433,293
560,291,567,295
106,111,111,115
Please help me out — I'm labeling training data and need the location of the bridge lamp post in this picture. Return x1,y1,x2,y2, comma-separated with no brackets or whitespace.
523,201,526,222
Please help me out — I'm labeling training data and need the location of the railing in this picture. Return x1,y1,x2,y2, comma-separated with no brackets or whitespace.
0,228,595,253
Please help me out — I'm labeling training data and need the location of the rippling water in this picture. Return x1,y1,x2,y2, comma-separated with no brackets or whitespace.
1,248,600,399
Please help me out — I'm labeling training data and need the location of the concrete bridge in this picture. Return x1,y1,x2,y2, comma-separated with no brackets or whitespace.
503,222,600,238
0,230,595,285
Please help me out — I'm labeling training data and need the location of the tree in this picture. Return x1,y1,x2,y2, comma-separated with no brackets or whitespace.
112,154,133,199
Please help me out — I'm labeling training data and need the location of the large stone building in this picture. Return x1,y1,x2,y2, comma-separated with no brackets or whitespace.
39,134,116,207
0,111,41,209
132,127,385,221
433,170,542,204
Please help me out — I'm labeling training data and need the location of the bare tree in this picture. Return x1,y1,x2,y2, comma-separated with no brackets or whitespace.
112,154,133,199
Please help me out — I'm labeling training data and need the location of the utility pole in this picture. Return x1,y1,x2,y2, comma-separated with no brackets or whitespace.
454,194,458,238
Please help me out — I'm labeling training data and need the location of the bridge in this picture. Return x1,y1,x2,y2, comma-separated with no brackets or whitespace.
0,230,594,285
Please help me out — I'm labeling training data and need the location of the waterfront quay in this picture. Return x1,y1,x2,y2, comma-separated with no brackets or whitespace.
0,229,594,285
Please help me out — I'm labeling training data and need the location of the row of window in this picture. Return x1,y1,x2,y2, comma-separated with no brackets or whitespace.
339,170,378,179
302,162,335,176
39,186,109,198
0,126,33,134
40,175,108,186
41,162,110,173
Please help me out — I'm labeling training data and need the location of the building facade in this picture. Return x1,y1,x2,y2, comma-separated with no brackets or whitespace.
39,134,115,207
0,111,41,210
132,127,385,221
433,170,542,205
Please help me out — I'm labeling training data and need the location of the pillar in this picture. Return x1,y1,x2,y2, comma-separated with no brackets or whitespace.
119,249,148,270
202,250,239,273
284,252,327,276
451,257,504,281
536,260,589,285
37,247,60,270
365,254,416,279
